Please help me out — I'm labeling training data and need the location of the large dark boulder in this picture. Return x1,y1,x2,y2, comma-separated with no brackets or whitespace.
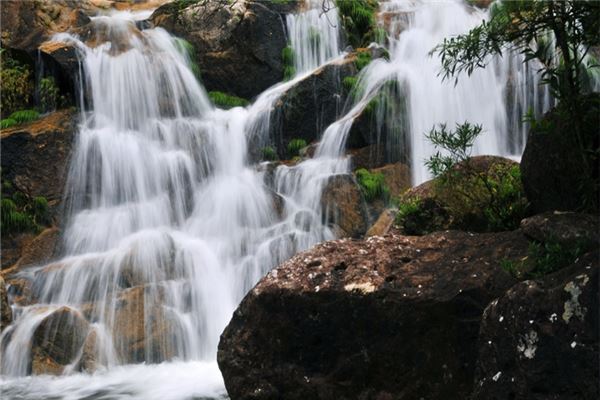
521,94,600,213
267,56,358,157
30,306,90,375
472,251,599,400
1,109,76,216
151,0,290,99
218,230,529,400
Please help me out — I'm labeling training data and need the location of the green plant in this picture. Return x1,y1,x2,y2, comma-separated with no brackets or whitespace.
9,109,39,124
394,196,421,225
355,168,389,202
32,196,50,225
287,138,307,157
1,55,33,116
425,122,530,231
343,76,358,91
1,198,36,234
282,46,296,81
208,91,249,109
261,146,278,161
0,118,17,129
336,0,379,48
355,51,372,71
174,38,201,79
39,77,62,112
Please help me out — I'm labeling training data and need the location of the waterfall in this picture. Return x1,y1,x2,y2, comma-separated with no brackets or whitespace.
1,1,557,398
286,0,342,75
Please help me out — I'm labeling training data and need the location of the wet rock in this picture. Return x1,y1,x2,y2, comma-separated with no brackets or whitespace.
112,285,177,363
472,251,599,400
218,230,529,400
151,0,289,99
365,209,396,237
520,212,600,249
349,144,387,170
31,306,89,375
320,174,368,238
0,276,12,332
521,94,600,213
3,228,61,275
268,56,358,158
371,162,411,198
1,109,76,219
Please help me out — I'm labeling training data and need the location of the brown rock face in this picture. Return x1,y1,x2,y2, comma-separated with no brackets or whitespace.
31,306,89,375
151,0,291,100
320,174,368,238
0,276,12,332
1,110,76,217
472,251,599,400
112,285,177,363
218,230,528,400
520,212,600,249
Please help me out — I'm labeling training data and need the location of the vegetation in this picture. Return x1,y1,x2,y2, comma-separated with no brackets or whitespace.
336,0,380,48
433,0,600,211
261,146,278,161
9,109,40,124
175,38,202,79
287,138,307,157
1,50,33,117
38,77,63,113
354,50,372,71
393,196,450,236
355,168,389,202
0,118,17,129
1,175,50,235
425,122,530,231
282,45,296,81
208,91,249,109
501,240,589,279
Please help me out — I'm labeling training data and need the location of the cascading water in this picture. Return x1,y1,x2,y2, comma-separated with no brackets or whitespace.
0,4,343,399
1,1,558,399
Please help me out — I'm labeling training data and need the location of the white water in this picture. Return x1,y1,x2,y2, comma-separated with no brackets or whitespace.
286,0,342,74
1,1,558,398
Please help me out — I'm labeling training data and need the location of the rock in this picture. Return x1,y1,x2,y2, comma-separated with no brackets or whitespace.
31,306,89,375
365,208,396,237
371,162,411,197
3,228,61,275
349,144,387,170
151,0,288,99
320,174,368,238
268,56,358,158
112,285,177,363
218,230,529,400
0,276,12,332
521,94,599,213
520,212,600,249
1,109,76,218
472,251,599,400
398,156,521,233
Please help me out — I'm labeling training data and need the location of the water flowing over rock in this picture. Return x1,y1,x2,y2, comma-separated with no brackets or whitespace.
150,0,290,99
0,277,12,332
472,251,599,400
218,230,528,400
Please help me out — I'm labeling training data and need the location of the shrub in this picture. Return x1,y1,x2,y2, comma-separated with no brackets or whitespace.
208,91,249,109
287,138,307,157
425,122,530,231
336,0,379,48
0,118,17,129
393,196,451,235
261,146,278,161
39,77,61,112
1,198,36,234
9,109,39,124
355,168,389,202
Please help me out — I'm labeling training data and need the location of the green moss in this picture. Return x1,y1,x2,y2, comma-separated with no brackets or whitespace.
208,91,249,109
0,118,17,129
343,76,358,91
336,0,379,48
9,109,39,124
355,51,372,70
1,198,36,234
287,138,307,157
282,46,296,81
355,168,389,202
175,38,201,79
261,146,278,161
